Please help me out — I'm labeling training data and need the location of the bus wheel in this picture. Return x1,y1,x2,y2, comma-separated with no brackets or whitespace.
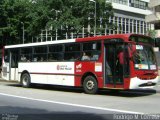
83,76,98,94
21,73,31,88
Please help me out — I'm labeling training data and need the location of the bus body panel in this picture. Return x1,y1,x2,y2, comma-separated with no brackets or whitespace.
75,61,103,87
11,68,19,80
1,63,10,80
18,62,75,86
129,76,159,89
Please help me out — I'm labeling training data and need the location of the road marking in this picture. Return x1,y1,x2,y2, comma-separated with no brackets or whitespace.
0,92,143,114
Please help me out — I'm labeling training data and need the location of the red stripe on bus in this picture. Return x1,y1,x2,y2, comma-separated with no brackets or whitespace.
18,72,81,76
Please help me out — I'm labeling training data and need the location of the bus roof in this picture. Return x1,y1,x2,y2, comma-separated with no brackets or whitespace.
5,34,150,49
76,34,151,42
5,39,76,49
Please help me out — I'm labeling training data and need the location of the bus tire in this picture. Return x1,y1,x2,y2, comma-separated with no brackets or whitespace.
21,73,31,88
83,76,98,94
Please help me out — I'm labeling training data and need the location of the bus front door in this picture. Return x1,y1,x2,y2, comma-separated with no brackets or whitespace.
9,49,19,81
104,43,129,89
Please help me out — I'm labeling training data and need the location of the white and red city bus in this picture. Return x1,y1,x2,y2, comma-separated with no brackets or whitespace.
1,34,159,94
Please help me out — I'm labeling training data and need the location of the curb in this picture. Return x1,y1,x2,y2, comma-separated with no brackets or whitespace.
0,78,19,83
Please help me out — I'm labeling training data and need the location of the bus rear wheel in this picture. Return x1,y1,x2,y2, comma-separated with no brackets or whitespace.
21,73,31,88
83,76,98,94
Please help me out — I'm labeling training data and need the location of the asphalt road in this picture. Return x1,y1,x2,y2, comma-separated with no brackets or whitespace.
0,81,160,120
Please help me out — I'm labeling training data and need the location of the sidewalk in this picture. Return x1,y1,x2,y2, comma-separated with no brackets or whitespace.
0,77,19,83
0,78,8,83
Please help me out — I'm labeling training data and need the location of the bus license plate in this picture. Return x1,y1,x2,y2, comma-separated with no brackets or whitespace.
147,82,152,85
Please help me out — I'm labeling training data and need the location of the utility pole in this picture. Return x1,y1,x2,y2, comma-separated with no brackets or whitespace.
90,0,96,36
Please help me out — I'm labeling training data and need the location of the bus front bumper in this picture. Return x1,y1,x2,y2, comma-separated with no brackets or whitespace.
129,76,160,89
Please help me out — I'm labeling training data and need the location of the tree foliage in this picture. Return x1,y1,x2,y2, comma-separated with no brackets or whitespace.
147,29,157,38
0,0,114,45
0,0,33,44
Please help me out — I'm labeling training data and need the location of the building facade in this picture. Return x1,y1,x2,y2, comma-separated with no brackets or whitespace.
107,0,152,35
146,0,160,37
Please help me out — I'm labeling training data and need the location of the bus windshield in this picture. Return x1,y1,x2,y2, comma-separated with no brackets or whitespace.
133,45,157,70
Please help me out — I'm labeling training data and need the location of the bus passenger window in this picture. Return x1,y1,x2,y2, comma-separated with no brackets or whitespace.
91,54,99,60
48,44,64,61
48,54,55,61
82,41,101,61
20,47,32,62
33,46,47,62
33,57,37,62
81,52,90,60
21,55,27,62
40,57,44,62
64,43,81,61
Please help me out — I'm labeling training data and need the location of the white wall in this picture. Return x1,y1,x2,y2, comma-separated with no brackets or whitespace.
112,3,152,15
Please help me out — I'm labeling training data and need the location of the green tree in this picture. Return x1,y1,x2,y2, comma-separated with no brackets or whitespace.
147,29,157,38
0,0,55,44
32,0,114,39
26,0,51,38
0,0,114,45
46,0,114,38
0,0,33,45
